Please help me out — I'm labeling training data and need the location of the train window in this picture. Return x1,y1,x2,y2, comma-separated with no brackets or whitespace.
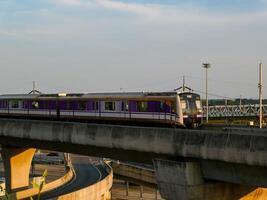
160,102,164,111
78,101,86,110
2,100,7,108
66,102,71,110
105,101,116,111
32,101,39,109
137,102,147,112
92,101,99,111
165,101,172,107
121,101,129,111
10,100,19,108
196,100,201,109
181,100,186,109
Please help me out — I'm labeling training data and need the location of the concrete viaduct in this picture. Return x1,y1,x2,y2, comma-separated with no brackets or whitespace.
0,118,266,199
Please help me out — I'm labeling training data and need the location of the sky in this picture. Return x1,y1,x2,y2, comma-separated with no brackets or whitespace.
0,0,267,99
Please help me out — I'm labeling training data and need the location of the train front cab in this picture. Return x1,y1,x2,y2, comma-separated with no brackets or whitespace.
178,92,203,128
175,93,184,127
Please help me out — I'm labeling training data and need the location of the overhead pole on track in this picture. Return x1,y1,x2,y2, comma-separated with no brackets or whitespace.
202,63,211,124
259,62,263,128
33,81,36,94
183,75,185,92
28,81,42,94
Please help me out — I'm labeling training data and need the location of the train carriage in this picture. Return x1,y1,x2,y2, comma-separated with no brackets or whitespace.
0,91,202,127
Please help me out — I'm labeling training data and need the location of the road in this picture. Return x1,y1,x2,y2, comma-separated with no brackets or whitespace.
39,154,109,199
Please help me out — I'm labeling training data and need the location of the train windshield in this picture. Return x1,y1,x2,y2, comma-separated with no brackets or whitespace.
196,100,201,109
180,93,201,113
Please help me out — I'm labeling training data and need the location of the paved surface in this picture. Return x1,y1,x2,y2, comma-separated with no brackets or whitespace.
40,154,108,199
31,163,66,182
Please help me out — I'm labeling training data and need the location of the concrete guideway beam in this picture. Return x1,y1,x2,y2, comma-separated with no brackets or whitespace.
153,159,255,200
1,146,36,193
201,160,267,187
1,119,267,167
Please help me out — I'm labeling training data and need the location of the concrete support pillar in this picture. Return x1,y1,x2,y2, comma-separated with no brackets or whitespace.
153,159,255,200
153,159,203,200
125,181,129,196
1,146,36,193
140,185,143,198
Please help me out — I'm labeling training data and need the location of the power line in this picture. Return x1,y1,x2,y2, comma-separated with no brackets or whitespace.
192,89,236,100
186,75,256,88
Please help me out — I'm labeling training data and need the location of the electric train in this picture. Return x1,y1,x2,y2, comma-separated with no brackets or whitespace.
0,91,202,127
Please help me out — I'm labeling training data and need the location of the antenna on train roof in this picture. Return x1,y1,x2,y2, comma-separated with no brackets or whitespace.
28,81,42,94
174,75,193,92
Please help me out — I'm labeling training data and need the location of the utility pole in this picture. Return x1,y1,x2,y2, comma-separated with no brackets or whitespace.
259,62,263,128
202,63,211,123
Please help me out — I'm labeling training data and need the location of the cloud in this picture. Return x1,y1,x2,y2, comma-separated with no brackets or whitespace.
0,31,16,37
51,0,160,18
50,0,94,7
158,8,267,25
48,0,267,25
95,0,160,17
56,0,81,5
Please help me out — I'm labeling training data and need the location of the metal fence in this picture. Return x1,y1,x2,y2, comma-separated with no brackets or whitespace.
203,104,267,118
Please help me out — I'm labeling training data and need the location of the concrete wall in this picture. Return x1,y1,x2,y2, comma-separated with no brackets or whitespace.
0,119,266,167
153,159,255,200
110,161,157,186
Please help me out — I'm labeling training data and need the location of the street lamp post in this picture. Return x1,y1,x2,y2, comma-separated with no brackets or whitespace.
202,63,211,123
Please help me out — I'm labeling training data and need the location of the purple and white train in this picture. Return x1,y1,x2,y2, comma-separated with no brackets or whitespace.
0,91,202,127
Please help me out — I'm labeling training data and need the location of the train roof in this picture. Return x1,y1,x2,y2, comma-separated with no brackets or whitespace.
0,91,180,101
82,91,178,98
179,92,200,96
0,94,40,99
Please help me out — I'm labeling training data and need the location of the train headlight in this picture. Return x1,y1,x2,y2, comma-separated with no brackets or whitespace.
58,93,67,97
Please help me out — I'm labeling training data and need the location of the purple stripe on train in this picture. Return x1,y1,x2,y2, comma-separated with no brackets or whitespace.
0,99,172,113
